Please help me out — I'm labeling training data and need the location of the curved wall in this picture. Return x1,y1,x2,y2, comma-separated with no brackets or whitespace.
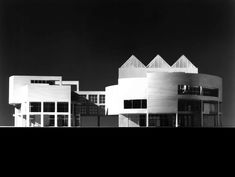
147,72,222,114
106,71,222,115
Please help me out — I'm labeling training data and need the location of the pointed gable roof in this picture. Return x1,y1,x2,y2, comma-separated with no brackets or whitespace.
171,55,197,68
147,55,171,68
120,55,146,68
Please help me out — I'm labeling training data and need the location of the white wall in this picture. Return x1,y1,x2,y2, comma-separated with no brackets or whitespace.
118,78,147,114
105,85,120,115
9,76,62,104
27,85,71,102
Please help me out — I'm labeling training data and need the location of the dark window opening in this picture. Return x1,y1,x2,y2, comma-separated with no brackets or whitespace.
57,115,68,127
124,99,147,109
57,102,69,112
30,102,41,112
31,80,55,85
178,100,201,112
124,100,132,109
203,88,218,97
43,102,55,112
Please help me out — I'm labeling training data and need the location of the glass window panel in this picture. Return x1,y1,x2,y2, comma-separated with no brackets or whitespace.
57,115,68,127
30,102,41,112
43,102,55,112
44,115,55,127
99,95,105,104
57,102,69,112
124,100,132,109
133,100,141,108
88,95,97,103
29,115,41,127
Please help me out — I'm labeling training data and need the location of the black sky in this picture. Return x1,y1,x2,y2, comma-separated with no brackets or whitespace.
0,0,235,126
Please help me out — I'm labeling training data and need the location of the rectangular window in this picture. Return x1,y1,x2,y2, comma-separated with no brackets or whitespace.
124,100,132,109
81,106,87,115
141,100,147,108
219,102,222,113
124,100,147,109
99,95,105,104
133,100,141,108
79,94,87,98
29,115,41,127
139,115,146,127
30,102,41,112
202,88,219,97
178,85,201,95
203,102,218,114
89,106,98,115
57,102,69,112
44,115,55,127
57,115,68,127
88,95,97,103
99,105,105,115
31,80,55,85
43,102,55,112
178,100,201,112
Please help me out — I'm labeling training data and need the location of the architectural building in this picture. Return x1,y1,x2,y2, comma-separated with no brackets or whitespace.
105,55,222,127
8,55,222,127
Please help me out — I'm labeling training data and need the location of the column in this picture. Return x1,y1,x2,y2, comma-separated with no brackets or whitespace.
41,102,44,127
68,102,71,127
201,100,203,127
175,113,178,127
26,101,30,127
55,101,58,127
217,101,220,127
146,113,149,127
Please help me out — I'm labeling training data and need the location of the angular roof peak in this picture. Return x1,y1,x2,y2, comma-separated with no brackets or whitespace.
147,55,171,68
120,55,146,68
172,55,197,68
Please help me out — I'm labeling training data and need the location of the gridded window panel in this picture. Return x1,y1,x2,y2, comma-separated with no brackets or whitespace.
88,95,97,103
141,100,147,108
133,100,141,108
89,106,98,115
99,105,105,115
203,102,218,114
30,80,55,85
79,94,87,98
124,100,147,109
57,102,69,112
44,115,55,127
99,95,105,104
43,102,55,112
57,115,68,127
203,88,219,97
29,115,41,127
124,100,132,108
81,106,87,115
30,102,41,112
178,85,201,95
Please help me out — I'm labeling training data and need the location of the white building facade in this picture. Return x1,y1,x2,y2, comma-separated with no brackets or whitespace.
105,55,222,127
9,76,108,127
9,54,222,127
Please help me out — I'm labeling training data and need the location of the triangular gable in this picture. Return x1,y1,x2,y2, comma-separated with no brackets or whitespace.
120,55,146,68
171,55,197,68
147,55,171,68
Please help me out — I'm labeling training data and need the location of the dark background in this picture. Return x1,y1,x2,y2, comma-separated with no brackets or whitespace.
0,0,234,126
